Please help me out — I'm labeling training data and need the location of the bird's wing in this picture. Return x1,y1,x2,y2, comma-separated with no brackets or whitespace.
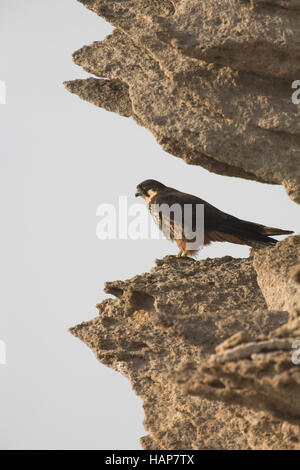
150,188,225,227
149,188,224,242
150,188,293,247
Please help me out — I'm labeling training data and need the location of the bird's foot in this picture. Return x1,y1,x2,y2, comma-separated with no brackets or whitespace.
166,250,190,259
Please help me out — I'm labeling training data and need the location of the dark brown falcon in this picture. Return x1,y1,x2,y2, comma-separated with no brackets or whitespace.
135,179,294,258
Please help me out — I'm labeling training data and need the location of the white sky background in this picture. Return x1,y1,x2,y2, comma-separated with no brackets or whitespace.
0,0,299,450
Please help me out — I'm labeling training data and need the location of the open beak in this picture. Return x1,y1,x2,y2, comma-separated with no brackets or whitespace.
135,189,142,198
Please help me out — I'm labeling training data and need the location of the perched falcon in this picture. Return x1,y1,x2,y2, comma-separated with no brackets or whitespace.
135,179,294,258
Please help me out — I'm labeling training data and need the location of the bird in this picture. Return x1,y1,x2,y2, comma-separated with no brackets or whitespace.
135,179,294,258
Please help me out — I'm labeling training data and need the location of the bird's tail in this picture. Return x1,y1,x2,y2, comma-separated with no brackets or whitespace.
223,217,294,248
258,226,294,236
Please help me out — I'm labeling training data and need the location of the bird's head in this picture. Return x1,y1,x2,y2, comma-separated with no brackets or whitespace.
135,179,166,199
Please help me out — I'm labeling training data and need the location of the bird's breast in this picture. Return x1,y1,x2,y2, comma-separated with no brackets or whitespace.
144,190,158,206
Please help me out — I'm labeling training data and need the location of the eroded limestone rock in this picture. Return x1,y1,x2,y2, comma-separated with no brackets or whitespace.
253,235,300,314
65,0,300,203
70,237,300,449
66,0,300,449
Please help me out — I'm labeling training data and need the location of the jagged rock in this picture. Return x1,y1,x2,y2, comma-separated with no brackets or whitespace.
65,0,300,203
176,316,300,430
66,0,300,450
64,77,132,117
156,0,300,80
253,235,300,314
70,239,300,449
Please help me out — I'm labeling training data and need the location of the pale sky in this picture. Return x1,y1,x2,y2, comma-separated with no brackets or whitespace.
1,0,299,450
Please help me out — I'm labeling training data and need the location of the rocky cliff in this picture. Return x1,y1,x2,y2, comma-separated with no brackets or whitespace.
66,0,300,449
65,0,300,203
70,236,300,449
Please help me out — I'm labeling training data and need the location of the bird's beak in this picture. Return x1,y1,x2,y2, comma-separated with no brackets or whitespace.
135,189,142,198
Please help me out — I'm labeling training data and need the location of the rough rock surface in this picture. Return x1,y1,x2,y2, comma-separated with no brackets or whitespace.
65,0,300,203
66,0,300,450
253,236,300,314
71,236,300,450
